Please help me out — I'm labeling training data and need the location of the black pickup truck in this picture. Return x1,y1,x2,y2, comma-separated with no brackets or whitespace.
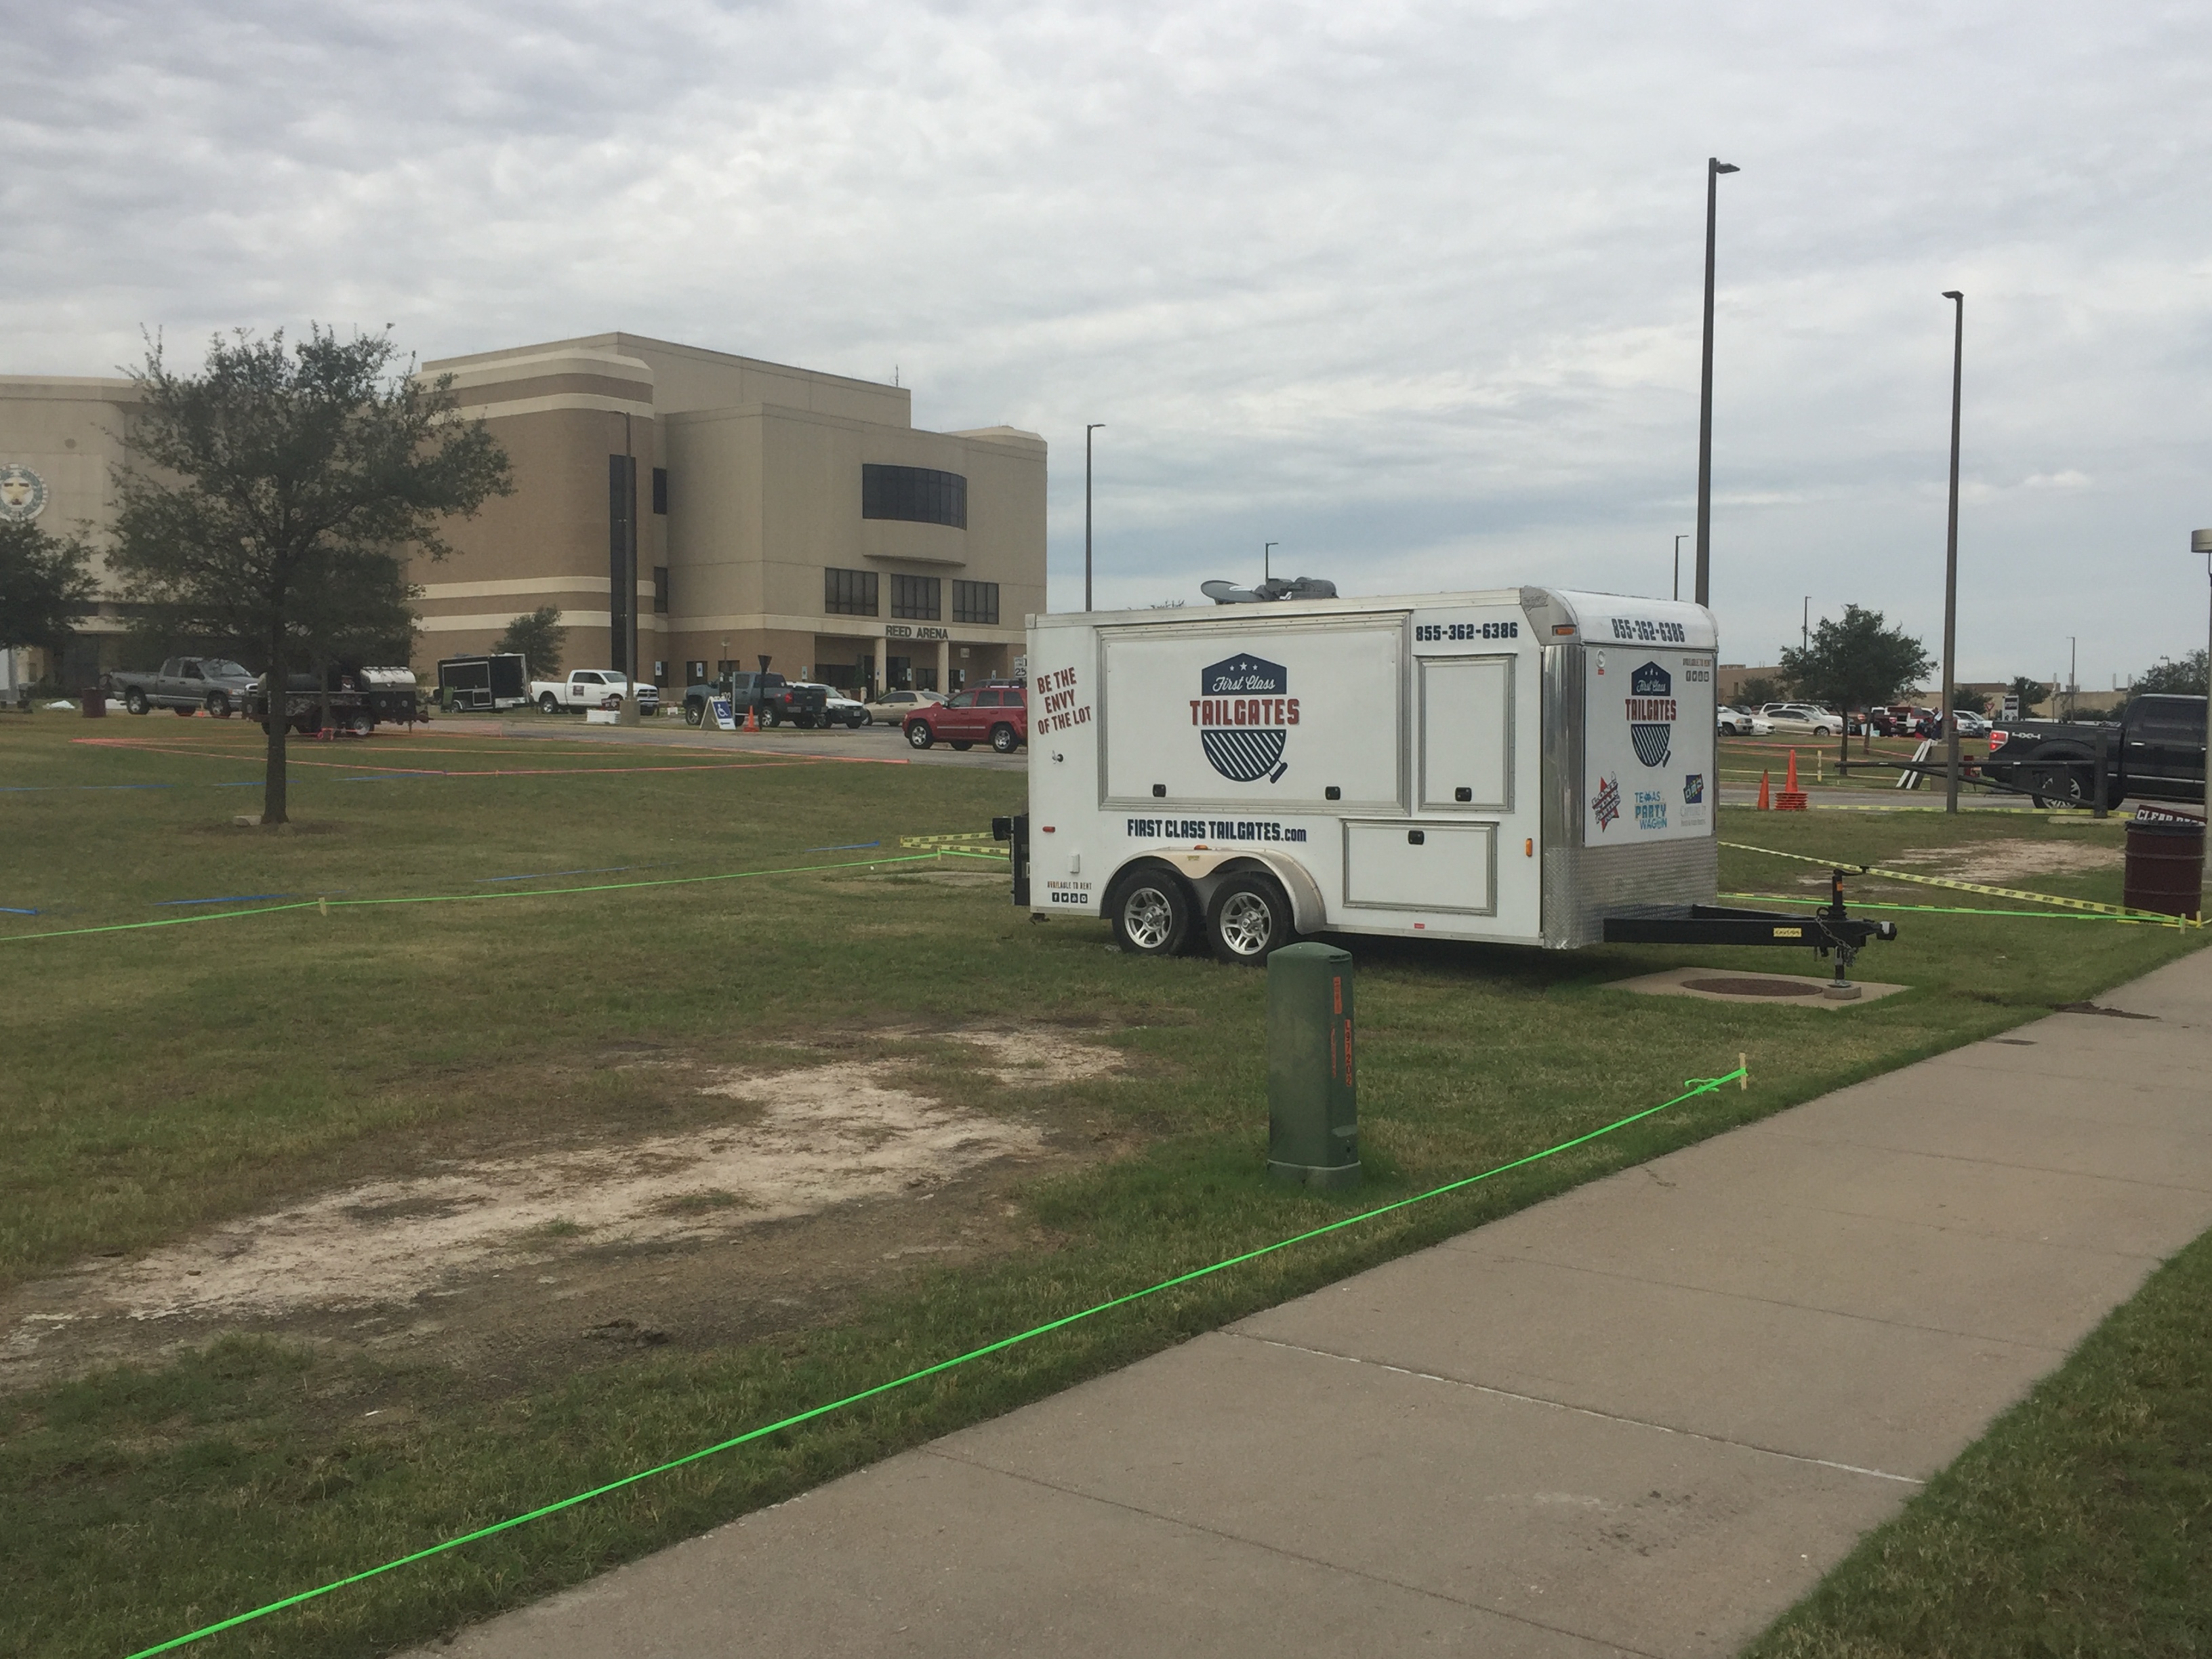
680,671,830,729
1981,694,2206,808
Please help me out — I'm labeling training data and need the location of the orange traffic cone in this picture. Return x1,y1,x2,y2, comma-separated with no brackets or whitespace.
1776,747,1809,811
1757,769,1771,810
742,703,758,733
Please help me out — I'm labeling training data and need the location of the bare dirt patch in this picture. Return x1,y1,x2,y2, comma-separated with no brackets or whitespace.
1790,838,2122,891
1,1027,1129,1393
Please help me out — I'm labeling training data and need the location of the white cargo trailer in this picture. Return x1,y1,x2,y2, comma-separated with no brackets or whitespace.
996,586,1893,976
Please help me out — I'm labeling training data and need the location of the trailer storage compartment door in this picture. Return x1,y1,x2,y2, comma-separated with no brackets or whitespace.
1343,821,1496,914
1418,655,1513,812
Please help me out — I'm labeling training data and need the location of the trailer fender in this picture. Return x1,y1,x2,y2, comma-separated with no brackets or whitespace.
1104,848,1328,936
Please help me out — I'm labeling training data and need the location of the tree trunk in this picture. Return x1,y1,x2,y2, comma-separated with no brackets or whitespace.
264,621,289,825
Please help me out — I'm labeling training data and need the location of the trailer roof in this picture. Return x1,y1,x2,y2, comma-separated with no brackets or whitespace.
1027,587,1719,650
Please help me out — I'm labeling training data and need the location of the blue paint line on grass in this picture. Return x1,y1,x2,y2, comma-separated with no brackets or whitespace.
806,840,881,851
476,866,642,884
1,906,37,915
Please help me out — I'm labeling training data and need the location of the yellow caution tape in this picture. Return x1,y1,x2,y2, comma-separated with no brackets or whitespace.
1717,840,2197,925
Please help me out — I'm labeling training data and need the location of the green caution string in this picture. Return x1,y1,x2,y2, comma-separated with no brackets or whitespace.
121,1063,1747,1658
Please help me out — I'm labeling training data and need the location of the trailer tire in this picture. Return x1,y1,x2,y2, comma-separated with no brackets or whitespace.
1206,872,1296,965
1108,862,1193,956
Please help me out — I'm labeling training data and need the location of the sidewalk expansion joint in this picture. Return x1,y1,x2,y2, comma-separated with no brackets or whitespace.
1230,1333,1926,1488
920,1444,1668,1658
1752,1129,2212,1193
1433,1246,2078,1352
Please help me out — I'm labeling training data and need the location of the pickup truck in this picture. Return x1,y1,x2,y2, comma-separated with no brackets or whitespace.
680,672,830,729
531,670,660,715
1982,694,2206,808
108,657,258,718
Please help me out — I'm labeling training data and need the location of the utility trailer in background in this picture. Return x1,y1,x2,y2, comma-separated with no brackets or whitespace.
994,586,1892,981
436,653,529,714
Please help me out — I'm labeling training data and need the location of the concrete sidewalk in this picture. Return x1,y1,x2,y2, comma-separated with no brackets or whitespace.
433,950,2211,1659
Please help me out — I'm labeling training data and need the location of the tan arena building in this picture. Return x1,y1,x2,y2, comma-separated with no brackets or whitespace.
0,333,1045,695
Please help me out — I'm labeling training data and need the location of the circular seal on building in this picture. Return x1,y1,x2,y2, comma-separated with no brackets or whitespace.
0,464,49,523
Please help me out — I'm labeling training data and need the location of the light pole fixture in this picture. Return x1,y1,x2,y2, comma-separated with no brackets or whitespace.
1265,541,1278,583
1941,289,1965,814
1674,533,1685,601
1084,424,1105,611
2194,529,2212,725
1694,157,1740,610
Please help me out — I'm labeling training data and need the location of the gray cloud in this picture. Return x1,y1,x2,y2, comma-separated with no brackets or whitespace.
5,0,2209,682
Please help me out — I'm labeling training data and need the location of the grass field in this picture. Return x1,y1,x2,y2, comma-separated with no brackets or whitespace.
0,708,2201,1658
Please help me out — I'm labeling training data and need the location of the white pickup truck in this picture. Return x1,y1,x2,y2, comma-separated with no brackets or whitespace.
531,670,660,715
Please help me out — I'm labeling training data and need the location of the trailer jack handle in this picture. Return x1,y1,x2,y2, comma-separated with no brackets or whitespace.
1823,867,1861,1000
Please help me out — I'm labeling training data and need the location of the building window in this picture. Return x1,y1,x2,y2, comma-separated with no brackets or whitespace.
652,468,669,514
825,567,879,617
952,580,998,626
862,464,966,529
890,574,941,620
653,566,670,614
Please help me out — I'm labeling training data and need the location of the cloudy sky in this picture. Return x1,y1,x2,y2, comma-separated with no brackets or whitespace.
6,0,2209,684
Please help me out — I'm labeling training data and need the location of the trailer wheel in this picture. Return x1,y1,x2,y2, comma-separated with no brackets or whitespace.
1109,864,1193,956
1206,872,1295,965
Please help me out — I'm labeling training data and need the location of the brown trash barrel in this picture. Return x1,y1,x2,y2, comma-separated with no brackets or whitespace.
79,686,106,719
2124,811,2205,920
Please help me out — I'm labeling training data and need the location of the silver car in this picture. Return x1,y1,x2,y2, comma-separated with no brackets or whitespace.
1762,703,1843,737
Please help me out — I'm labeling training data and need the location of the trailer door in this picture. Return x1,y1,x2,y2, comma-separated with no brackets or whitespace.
1418,655,1513,811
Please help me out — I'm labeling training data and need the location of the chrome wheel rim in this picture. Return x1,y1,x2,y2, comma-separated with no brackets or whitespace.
1122,887,1174,950
1216,891,1274,956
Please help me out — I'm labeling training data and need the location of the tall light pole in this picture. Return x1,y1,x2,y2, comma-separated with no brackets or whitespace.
1694,157,1739,610
1265,541,1278,583
1941,290,1965,814
1673,533,1685,601
1084,424,1104,611
2196,530,2212,735
1802,595,1810,654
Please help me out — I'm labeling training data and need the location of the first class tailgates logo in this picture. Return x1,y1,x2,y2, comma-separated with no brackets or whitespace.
1626,661,1677,767
1193,654,1296,783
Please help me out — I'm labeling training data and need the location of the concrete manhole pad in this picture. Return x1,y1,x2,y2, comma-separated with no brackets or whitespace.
1610,965,1907,1008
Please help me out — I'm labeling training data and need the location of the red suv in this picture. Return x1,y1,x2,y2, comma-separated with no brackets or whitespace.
903,684,1027,753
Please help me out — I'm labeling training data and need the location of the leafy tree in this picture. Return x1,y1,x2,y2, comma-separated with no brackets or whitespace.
2129,649,2209,700
1734,675,1782,708
0,518,98,657
1948,686,1990,716
1779,604,1934,766
493,606,565,678
2007,674,2051,715
111,328,510,823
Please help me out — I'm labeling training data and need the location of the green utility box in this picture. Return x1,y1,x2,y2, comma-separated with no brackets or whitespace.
1267,942,1359,1191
